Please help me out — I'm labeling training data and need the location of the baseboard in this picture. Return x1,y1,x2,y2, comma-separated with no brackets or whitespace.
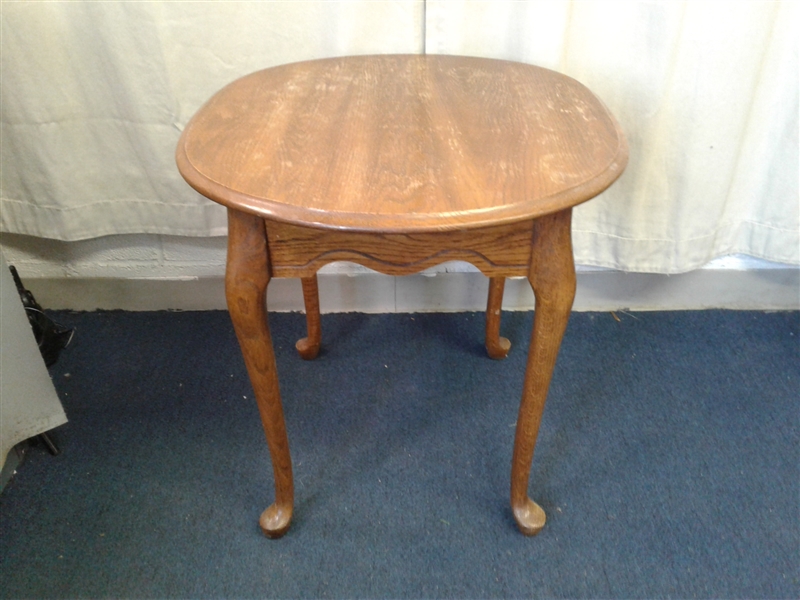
22,267,800,312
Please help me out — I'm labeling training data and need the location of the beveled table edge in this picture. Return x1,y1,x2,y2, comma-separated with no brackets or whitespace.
176,143,627,233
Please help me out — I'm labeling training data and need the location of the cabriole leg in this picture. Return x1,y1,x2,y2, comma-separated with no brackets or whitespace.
485,276,510,359
510,209,576,535
296,275,322,360
225,208,294,538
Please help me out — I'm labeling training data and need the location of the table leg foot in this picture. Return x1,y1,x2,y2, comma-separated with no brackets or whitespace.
259,503,293,539
487,336,511,360
486,277,510,359
512,497,546,536
296,275,321,360
295,337,320,360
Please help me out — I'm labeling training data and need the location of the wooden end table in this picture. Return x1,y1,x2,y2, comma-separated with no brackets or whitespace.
176,55,627,538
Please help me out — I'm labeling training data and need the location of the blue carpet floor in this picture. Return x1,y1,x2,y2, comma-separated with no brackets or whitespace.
0,310,797,598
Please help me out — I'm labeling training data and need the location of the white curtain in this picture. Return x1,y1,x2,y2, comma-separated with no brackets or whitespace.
0,1,424,239
1,1,797,273
427,0,799,271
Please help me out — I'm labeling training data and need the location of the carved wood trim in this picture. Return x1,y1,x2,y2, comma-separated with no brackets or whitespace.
265,219,533,278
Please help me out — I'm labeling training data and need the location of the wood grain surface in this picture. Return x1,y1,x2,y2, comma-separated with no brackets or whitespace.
264,219,533,278
224,209,293,538
177,55,627,232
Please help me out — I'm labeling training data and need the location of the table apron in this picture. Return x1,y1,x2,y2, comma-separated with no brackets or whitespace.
264,220,534,278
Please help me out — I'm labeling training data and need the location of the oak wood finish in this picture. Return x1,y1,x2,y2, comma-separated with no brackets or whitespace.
225,209,293,538
485,277,511,359
177,55,628,538
264,220,532,278
512,209,576,534
177,55,627,233
296,276,321,360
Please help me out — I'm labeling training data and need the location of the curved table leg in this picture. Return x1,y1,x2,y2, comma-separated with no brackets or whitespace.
296,275,322,360
485,276,511,359
511,209,576,535
225,208,294,538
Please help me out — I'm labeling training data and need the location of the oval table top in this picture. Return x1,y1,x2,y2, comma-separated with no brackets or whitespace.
177,54,628,233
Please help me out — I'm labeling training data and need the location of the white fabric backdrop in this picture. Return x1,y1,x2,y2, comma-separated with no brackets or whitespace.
427,0,799,271
0,1,424,239
1,0,797,273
